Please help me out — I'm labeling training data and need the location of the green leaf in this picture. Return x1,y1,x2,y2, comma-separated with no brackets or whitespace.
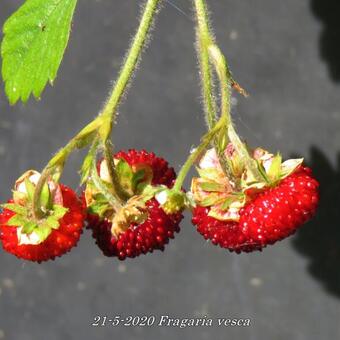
24,179,36,203
7,214,29,227
1,203,28,215
52,205,68,219
1,0,78,104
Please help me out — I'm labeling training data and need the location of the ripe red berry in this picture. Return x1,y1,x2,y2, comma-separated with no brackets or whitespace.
88,199,182,260
86,149,183,260
239,166,319,247
192,166,319,252
0,185,85,262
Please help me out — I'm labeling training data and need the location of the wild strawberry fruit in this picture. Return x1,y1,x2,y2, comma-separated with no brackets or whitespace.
191,146,319,252
85,149,183,260
0,171,85,262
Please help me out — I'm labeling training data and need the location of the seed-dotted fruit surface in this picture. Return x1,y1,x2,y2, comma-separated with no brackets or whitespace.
86,149,183,260
0,185,85,262
192,166,319,252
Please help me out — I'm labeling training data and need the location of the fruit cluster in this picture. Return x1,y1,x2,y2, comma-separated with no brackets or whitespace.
0,0,320,263
0,146,319,262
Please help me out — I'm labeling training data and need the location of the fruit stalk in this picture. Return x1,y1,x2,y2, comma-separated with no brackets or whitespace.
194,0,263,183
99,0,161,126
194,0,216,130
208,45,263,182
32,0,161,217
173,116,226,191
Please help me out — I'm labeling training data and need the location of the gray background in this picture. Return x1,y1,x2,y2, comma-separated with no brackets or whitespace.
0,0,339,339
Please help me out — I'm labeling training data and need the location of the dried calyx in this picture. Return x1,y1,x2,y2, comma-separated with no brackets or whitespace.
191,144,304,222
85,157,169,237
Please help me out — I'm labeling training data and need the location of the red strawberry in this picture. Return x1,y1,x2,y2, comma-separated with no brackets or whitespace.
88,199,182,259
192,206,262,253
239,166,319,247
192,166,319,252
0,185,85,262
85,149,183,260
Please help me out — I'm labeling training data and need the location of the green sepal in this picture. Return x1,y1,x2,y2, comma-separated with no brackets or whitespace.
87,193,112,218
132,169,146,192
1,203,28,215
7,214,30,227
267,153,282,183
34,226,52,243
156,189,186,214
200,194,225,207
115,159,151,196
115,159,134,194
140,184,164,203
199,181,225,192
40,182,51,210
25,179,36,203
21,220,39,234
7,204,68,239
255,160,270,183
44,217,60,230
51,205,68,220
196,167,221,181
220,193,245,211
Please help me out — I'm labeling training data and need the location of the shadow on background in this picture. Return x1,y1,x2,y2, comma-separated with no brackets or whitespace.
311,0,340,81
292,147,340,297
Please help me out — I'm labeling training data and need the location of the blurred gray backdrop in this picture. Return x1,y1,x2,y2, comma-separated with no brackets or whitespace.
0,0,339,339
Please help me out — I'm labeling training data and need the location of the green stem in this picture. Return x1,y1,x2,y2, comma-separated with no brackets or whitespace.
194,0,216,129
194,0,263,183
208,45,262,181
32,0,161,217
207,45,231,126
103,141,129,201
100,0,161,126
32,168,52,219
194,0,234,178
91,160,123,212
174,117,226,191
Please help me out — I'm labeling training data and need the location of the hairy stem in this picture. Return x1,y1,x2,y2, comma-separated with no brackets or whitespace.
173,117,226,191
100,0,161,126
103,141,129,201
194,0,216,129
32,168,52,219
32,0,161,217
194,0,234,178
208,45,262,181
193,0,263,183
